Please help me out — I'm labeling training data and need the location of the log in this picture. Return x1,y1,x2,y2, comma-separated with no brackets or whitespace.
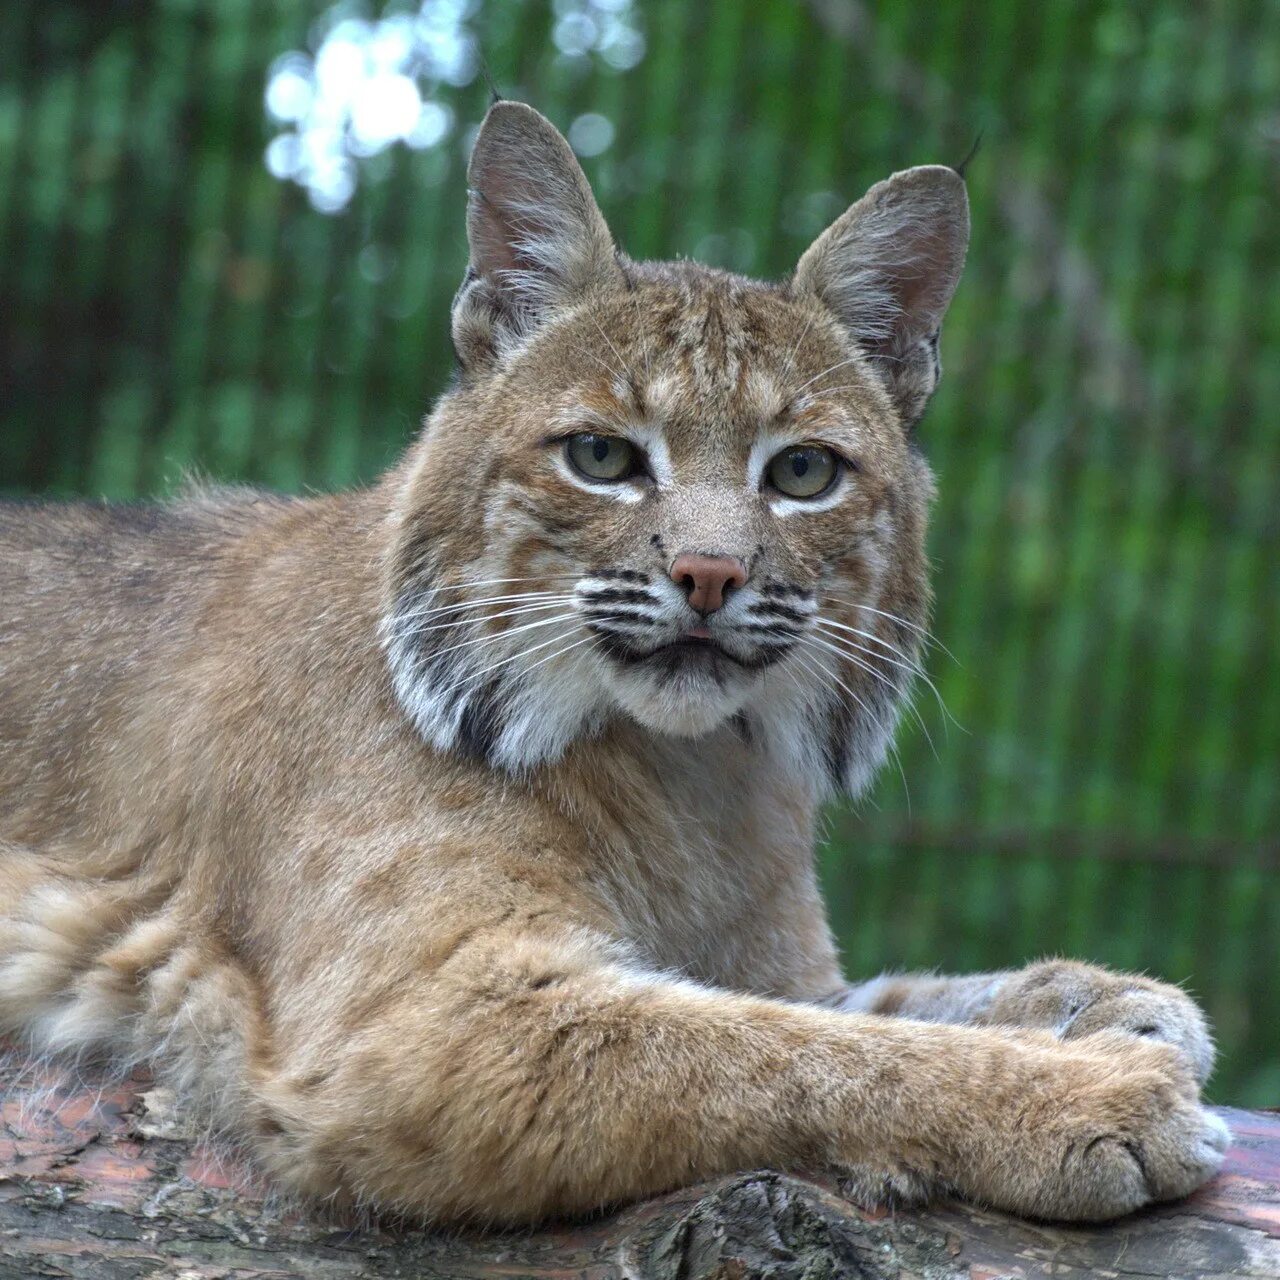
2,1052,1277,1279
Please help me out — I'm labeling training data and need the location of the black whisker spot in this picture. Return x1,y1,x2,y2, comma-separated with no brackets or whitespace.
739,622,800,638
760,581,813,600
586,628,648,662
583,610,658,628
749,600,811,623
579,586,655,606
743,645,793,669
590,568,651,585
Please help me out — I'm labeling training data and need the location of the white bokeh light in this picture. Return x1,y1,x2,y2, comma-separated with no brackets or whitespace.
568,112,614,157
264,0,645,213
265,56,314,123
552,0,645,69
350,73,423,152
407,100,452,150
264,133,301,179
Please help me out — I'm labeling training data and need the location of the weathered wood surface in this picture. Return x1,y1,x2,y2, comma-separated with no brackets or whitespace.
2,1054,1278,1279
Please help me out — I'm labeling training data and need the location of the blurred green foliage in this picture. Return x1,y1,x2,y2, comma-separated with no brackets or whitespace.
1,0,1276,1103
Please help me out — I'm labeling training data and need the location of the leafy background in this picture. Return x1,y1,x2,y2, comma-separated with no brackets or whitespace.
2,0,1277,1103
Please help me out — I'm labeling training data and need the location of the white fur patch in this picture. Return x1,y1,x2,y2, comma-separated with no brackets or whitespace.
382,575,615,772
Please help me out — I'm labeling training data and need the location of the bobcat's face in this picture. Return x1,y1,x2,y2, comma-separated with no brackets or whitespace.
433,280,924,742
384,105,966,791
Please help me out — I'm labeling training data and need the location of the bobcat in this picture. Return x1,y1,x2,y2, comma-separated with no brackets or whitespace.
0,103,1225,1224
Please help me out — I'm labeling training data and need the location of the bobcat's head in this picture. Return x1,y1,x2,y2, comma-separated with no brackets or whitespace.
383,103,968,793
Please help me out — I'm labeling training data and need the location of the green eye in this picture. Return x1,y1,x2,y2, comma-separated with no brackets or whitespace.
766,445,840,499
566,433,639,482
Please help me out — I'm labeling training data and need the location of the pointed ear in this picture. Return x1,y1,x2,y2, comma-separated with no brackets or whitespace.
451,102,621,371
793,166,969,427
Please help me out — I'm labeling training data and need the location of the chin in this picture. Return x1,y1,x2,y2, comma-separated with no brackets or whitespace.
608,659,755,738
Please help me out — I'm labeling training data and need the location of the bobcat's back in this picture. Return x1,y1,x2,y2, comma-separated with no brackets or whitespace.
0,493,292,830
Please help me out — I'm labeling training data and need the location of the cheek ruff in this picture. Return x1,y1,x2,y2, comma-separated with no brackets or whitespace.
382,576,607,773
381,560,920,799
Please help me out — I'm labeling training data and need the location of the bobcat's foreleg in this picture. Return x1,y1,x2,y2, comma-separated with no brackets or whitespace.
248,929,1225,1224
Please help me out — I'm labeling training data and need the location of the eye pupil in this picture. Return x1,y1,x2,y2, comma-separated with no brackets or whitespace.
566,432,638,483
767,445,839,499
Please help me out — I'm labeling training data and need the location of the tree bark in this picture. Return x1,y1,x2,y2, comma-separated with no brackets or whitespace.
2,1052,1277,1279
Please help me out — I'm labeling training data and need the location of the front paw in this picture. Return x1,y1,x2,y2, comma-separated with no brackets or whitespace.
982,960,1215,1084
971,1036,1229,1222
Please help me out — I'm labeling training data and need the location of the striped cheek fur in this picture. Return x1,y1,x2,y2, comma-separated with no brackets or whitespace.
574,569,663,651
381,573,610,773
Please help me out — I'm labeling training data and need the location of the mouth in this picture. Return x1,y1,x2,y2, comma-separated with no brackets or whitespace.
654,635,736,663
592,629,790,673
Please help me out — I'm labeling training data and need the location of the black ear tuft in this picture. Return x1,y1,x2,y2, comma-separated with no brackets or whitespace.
475,51,504,106
953,132,983,179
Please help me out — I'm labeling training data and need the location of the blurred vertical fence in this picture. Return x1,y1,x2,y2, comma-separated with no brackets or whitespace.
1,0,1277,1103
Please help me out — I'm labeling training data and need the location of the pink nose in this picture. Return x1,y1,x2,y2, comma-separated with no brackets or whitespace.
669,553,748,615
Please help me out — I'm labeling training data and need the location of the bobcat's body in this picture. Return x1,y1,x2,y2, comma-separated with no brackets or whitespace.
0,484,838,1020
0,104,1226,1224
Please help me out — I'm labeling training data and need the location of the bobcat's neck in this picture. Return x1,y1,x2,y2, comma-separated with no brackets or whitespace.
534,718,824,970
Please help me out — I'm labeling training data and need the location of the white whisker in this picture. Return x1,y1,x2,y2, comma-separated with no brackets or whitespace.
401,600,578,640
791,643,911,812
790,354,865,397
446,626,593,696
412,612,580,666
569,341,628,386
820,593,958,663
815,617,954,733
816,616,919,668
396,591,572,626
409,574,582,599
780,310,818,387
800,384,868,400
802,631,937,760
588,313,633,388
